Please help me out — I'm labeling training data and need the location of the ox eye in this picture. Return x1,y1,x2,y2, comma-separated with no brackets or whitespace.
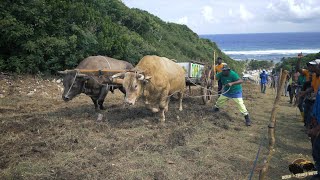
134,85,138,89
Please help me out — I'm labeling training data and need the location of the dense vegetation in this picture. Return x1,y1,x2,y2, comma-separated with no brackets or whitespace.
275,52,320,72
246,60,274,70
0,0,243,75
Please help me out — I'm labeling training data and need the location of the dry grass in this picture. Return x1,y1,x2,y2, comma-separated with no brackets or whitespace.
0,75,312,179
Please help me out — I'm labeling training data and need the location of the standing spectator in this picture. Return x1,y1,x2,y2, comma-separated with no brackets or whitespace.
296,73,306,122
284,74,290,97
299,61,320,128
260,70,268,93
308,61,320,180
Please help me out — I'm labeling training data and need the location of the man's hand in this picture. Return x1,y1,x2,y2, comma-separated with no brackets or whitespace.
297,91,306,99
308,128,320,137
227,82,233,87
308,125,320,137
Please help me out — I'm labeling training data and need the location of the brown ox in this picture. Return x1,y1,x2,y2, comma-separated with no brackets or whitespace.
58,56,133,110
112,55,186,123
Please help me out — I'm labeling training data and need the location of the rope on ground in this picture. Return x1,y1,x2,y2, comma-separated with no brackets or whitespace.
248,128,267,180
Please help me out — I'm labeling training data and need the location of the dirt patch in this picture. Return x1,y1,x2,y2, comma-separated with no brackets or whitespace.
0,76,311,179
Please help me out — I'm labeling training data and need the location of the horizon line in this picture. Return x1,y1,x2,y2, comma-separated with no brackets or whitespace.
199,31,320,36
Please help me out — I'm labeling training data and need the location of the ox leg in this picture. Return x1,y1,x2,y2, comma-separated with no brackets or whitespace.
178,92,183,111
91,97,99,110
98,85,108,110
165,97,170,113
145,99,159,113
159,90,170,123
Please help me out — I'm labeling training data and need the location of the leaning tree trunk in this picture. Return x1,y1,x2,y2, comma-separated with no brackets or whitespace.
259,69,288,180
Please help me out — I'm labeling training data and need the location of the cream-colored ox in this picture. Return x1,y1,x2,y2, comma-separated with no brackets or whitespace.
112,55,186,123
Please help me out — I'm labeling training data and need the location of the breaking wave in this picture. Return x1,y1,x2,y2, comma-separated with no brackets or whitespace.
224,49,320,55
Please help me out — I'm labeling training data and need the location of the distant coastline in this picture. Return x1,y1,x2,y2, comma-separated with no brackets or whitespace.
201,32,320,61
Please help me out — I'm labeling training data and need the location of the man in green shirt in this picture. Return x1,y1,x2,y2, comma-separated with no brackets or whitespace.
214,65,251,126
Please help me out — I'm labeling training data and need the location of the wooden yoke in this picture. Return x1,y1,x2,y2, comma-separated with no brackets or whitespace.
76,69,126,85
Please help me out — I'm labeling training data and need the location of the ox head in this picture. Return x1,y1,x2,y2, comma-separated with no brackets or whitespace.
58,70,89,101
112,71,152,105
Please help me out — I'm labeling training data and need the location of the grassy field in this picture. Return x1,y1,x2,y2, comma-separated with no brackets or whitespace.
0,74,312,179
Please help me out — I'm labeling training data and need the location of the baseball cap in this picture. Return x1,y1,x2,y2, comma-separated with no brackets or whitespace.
308,59,320,65
222,65,231,71
308,61,317,65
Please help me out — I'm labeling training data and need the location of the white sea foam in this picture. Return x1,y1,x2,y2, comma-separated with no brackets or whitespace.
224,49,320,55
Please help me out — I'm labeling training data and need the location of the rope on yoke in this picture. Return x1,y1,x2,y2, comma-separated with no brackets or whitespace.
186,76,220,94
82,73,231,99
166,87,231,99
65,70,79,97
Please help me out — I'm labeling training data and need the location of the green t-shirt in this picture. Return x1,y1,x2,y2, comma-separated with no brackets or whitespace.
298,74,306,86
216,70,242,94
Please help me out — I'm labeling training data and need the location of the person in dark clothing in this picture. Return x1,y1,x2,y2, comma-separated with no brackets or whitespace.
309,84,320,180
260,70,268,93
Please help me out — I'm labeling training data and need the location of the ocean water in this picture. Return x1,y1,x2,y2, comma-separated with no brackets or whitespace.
201,32,320,62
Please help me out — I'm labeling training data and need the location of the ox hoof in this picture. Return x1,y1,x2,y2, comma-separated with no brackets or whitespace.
152,108,160,113
179,107,183,111
100,107,107,111
159,118,165,124
97,113,103,122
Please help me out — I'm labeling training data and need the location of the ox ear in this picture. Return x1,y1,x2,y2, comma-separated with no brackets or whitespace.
112,72,125,79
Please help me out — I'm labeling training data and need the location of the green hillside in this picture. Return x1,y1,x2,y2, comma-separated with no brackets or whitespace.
0,0,244,74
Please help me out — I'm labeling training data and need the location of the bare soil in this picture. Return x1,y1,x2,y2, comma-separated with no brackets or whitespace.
0,74,312,180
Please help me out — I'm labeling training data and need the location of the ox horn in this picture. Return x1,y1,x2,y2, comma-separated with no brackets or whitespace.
137,74,145,81
58,70,78,74
112,72,125,79
58,71,67,75
76,73,88,78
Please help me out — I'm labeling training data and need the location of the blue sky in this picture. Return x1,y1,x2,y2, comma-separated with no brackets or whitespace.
122,0,320,34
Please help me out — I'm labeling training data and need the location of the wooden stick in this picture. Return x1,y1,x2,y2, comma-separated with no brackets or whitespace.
77,69,126,73
213,50,216,88
259,69,288,180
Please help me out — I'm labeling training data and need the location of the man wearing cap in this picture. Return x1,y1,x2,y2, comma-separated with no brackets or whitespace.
214,57,226,95
297,59,316,126
260,70,268,93
299,60,320,128
307,60,320,180
214,65,251,126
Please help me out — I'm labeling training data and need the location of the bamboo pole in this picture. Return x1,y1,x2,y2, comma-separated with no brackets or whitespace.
213,50,216,88
259,69,288,180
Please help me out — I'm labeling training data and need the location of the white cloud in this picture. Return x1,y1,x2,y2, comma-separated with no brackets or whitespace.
228,9,234,16
239,4,254,21
122,0,320,34
176,16,189,25
201,6,216,23
267,0,320,22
